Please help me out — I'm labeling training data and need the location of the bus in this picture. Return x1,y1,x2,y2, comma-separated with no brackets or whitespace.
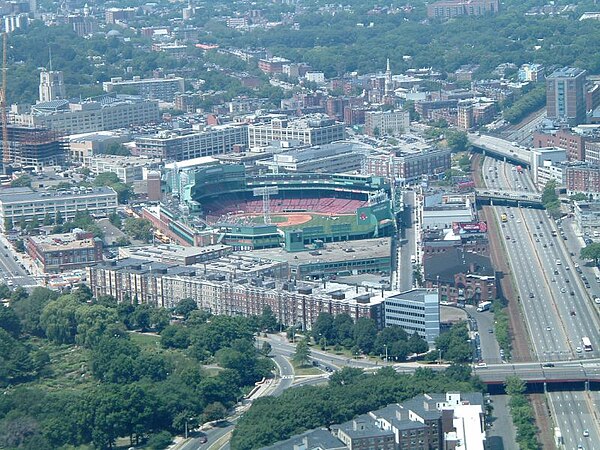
582,336,593,352
500,213,508,222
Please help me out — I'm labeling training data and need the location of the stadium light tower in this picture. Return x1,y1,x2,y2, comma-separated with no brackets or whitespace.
253,186,279,225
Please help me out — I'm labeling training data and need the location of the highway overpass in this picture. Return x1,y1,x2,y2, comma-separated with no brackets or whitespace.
474,361,600,393
475,188,543,207
469,134,532,167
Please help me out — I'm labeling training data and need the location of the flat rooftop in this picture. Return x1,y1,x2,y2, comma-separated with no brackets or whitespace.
121,243,230,260
30,232,98,252
0,186,116,203
244,237,391,265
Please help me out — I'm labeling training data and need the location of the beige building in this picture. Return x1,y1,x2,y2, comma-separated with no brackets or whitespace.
365,110,410,137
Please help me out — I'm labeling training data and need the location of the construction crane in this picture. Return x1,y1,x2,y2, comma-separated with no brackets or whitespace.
0,32,8,171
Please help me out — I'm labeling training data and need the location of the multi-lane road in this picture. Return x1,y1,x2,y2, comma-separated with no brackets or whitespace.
482,156,600,449
0,235,37,287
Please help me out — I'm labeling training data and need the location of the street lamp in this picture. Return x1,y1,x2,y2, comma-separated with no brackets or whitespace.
184,417,194,439
384,344,388,363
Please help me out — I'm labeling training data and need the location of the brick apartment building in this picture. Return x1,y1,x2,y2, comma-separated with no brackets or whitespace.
533,129,586,161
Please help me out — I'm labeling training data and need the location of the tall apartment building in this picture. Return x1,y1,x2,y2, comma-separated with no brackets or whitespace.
12,96,160,135
103,76,185,102
39,70,66,103
365,148,452,184
105,7,136,24
0,186,118,231
546,67,587,126
247,115,345,148
427,0,499,18
135,124,249,160
364,110,410,136
383,288,440,346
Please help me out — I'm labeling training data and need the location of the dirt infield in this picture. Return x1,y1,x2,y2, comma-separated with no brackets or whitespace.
276,213,314,227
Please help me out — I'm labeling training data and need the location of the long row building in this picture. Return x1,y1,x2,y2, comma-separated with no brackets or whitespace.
86,256,440,344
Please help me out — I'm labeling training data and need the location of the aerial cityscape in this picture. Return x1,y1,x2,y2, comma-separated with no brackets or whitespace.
0,0,599,449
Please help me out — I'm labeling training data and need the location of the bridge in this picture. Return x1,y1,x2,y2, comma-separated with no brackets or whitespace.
473,361,600,393
475,188,543,207
469,134,532,167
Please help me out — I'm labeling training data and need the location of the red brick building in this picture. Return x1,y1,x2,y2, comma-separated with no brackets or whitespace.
533,129,586,161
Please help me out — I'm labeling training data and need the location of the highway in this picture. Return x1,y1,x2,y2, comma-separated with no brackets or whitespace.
469,133,532,165
482,155,600,449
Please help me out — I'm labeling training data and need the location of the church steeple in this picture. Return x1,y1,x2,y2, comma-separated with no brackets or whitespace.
385,58,393,96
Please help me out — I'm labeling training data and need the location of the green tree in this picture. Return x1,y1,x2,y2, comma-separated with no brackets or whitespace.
581,242,600,266
10,174,31,187
407,332,429,354
42,213,53,226
203,402,227,422
146,431,173,450
0,306,21,337
505,376,526,396
39,295,82,344
312,312,335,343
123,218,154,242
259,305,278,332
446,131,469,152
353,318,377,354
4,217,12,231
108,212,122,228
292,338,311,367
174,298,197,319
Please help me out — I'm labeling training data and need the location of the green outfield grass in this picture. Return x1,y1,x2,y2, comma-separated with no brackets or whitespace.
243,212,375,234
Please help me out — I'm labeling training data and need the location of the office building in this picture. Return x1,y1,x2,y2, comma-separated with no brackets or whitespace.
546,67,587,126
365,110,410,137
68,131,130,162
27,231,103,274
12,96,160,135
84,154,162,183
136,124,249,160
0,186,118,231
427,0,499,18
383,288,440,345
530,147,567,185
103,75,185,102
39,70,65,103
247,115,345,148
365,147,452,184
256,141,367,174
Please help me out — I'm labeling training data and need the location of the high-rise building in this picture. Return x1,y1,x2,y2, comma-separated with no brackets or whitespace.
546,67,587,126
39,70,66,103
